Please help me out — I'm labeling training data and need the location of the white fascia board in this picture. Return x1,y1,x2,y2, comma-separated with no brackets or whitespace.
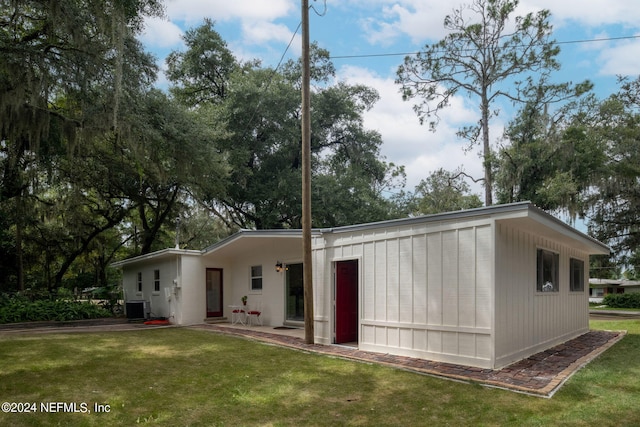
110,248,200,268
525,206,610,255
201,229,316,256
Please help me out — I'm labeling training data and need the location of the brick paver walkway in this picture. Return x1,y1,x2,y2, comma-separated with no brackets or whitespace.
191,324,624,397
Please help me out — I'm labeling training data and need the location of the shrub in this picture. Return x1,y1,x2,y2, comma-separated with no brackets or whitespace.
0,293,111,324
603,293,640,309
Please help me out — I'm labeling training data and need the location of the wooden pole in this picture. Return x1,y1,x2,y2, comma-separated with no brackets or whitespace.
301,0,314,344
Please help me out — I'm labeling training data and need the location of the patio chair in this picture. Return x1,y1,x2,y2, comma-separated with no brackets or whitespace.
246,301,262,326
230,305,246,325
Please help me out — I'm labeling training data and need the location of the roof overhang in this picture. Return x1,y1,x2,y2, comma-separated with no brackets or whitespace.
110,248,202,269
494,204,610,255
201,229,313,260
110,202,609,268
589,278,640,287
319,202,609,256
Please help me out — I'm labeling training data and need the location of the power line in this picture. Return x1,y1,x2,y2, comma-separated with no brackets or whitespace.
556,34,640,46
329,34,640,60
310,0,327,17
274,21,303,73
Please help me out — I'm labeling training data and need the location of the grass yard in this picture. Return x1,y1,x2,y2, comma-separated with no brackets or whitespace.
589,305,640,311
1,320,639,426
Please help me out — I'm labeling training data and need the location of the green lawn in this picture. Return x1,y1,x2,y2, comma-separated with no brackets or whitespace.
589,305,640,311
1,320,639,426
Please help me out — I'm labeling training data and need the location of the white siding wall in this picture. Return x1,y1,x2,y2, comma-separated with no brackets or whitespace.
312,237,331,342
177,255,208,325
122,269,138,304
121,238,306,327
314,219,496,368
220,239,303,327
122,256,180,320
494,222,590,368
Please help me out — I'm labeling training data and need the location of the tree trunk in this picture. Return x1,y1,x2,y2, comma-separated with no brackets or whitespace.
138,186,180,254
481,95,493,206
16,194,25,291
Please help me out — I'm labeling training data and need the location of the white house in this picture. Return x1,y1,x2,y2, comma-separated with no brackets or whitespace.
111,202,609,369
589,278,640,303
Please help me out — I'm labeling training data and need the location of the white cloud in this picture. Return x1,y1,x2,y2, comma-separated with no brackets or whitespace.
596,36,640,76
523,0,640,27
241,20,301,51
163,0,296,24
140,17,184,49
345,0,640,66
357,1,454,45
336,65,486,193
351,0,640,42
146,0,300,63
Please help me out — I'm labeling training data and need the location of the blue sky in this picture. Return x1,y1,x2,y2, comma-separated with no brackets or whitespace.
139,0,640,196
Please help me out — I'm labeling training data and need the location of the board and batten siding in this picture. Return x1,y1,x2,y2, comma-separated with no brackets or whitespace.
315,218,496,368
494,221,590,368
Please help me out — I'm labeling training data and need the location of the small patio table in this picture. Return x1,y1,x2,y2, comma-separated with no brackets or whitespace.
229,305,246,325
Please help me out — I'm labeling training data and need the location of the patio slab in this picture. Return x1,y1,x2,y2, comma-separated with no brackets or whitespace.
191,323,624,398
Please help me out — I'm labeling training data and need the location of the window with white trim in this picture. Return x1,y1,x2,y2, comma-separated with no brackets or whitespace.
537,249,559,292
570,258,585,292
137,272,143,293
154,269,160,292
250,265,263,291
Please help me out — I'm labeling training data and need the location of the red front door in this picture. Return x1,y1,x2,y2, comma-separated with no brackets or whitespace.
335,260,358,343
206,268,223,317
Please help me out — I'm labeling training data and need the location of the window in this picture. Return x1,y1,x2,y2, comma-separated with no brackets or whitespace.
570,258,585,292
137,272,143,292
537,249,559,292
250,266,263,291
154,269,160,292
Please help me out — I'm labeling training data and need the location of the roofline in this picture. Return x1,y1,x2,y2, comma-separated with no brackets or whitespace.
589,278,640,286
525,204,610,254
318,201,532,234
201,228,320,255
319,201,609,254
111,202,610,267
110,248,201,268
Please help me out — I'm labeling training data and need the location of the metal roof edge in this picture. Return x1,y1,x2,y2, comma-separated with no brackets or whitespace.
110,248,201,268
319,201,533,234
317,201,609,255
524,204,611,254
589,278,640,286
201,228,317,255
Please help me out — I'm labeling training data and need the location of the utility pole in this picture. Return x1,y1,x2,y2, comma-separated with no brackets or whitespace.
301,0,314,344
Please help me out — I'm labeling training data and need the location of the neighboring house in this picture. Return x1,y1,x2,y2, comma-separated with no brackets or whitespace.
111,202,609,369
589,278,640,303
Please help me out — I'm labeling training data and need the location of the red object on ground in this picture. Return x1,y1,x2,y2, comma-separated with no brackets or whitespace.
143,319,170,325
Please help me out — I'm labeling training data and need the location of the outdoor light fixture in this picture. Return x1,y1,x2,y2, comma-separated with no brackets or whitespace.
275,261,283,273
